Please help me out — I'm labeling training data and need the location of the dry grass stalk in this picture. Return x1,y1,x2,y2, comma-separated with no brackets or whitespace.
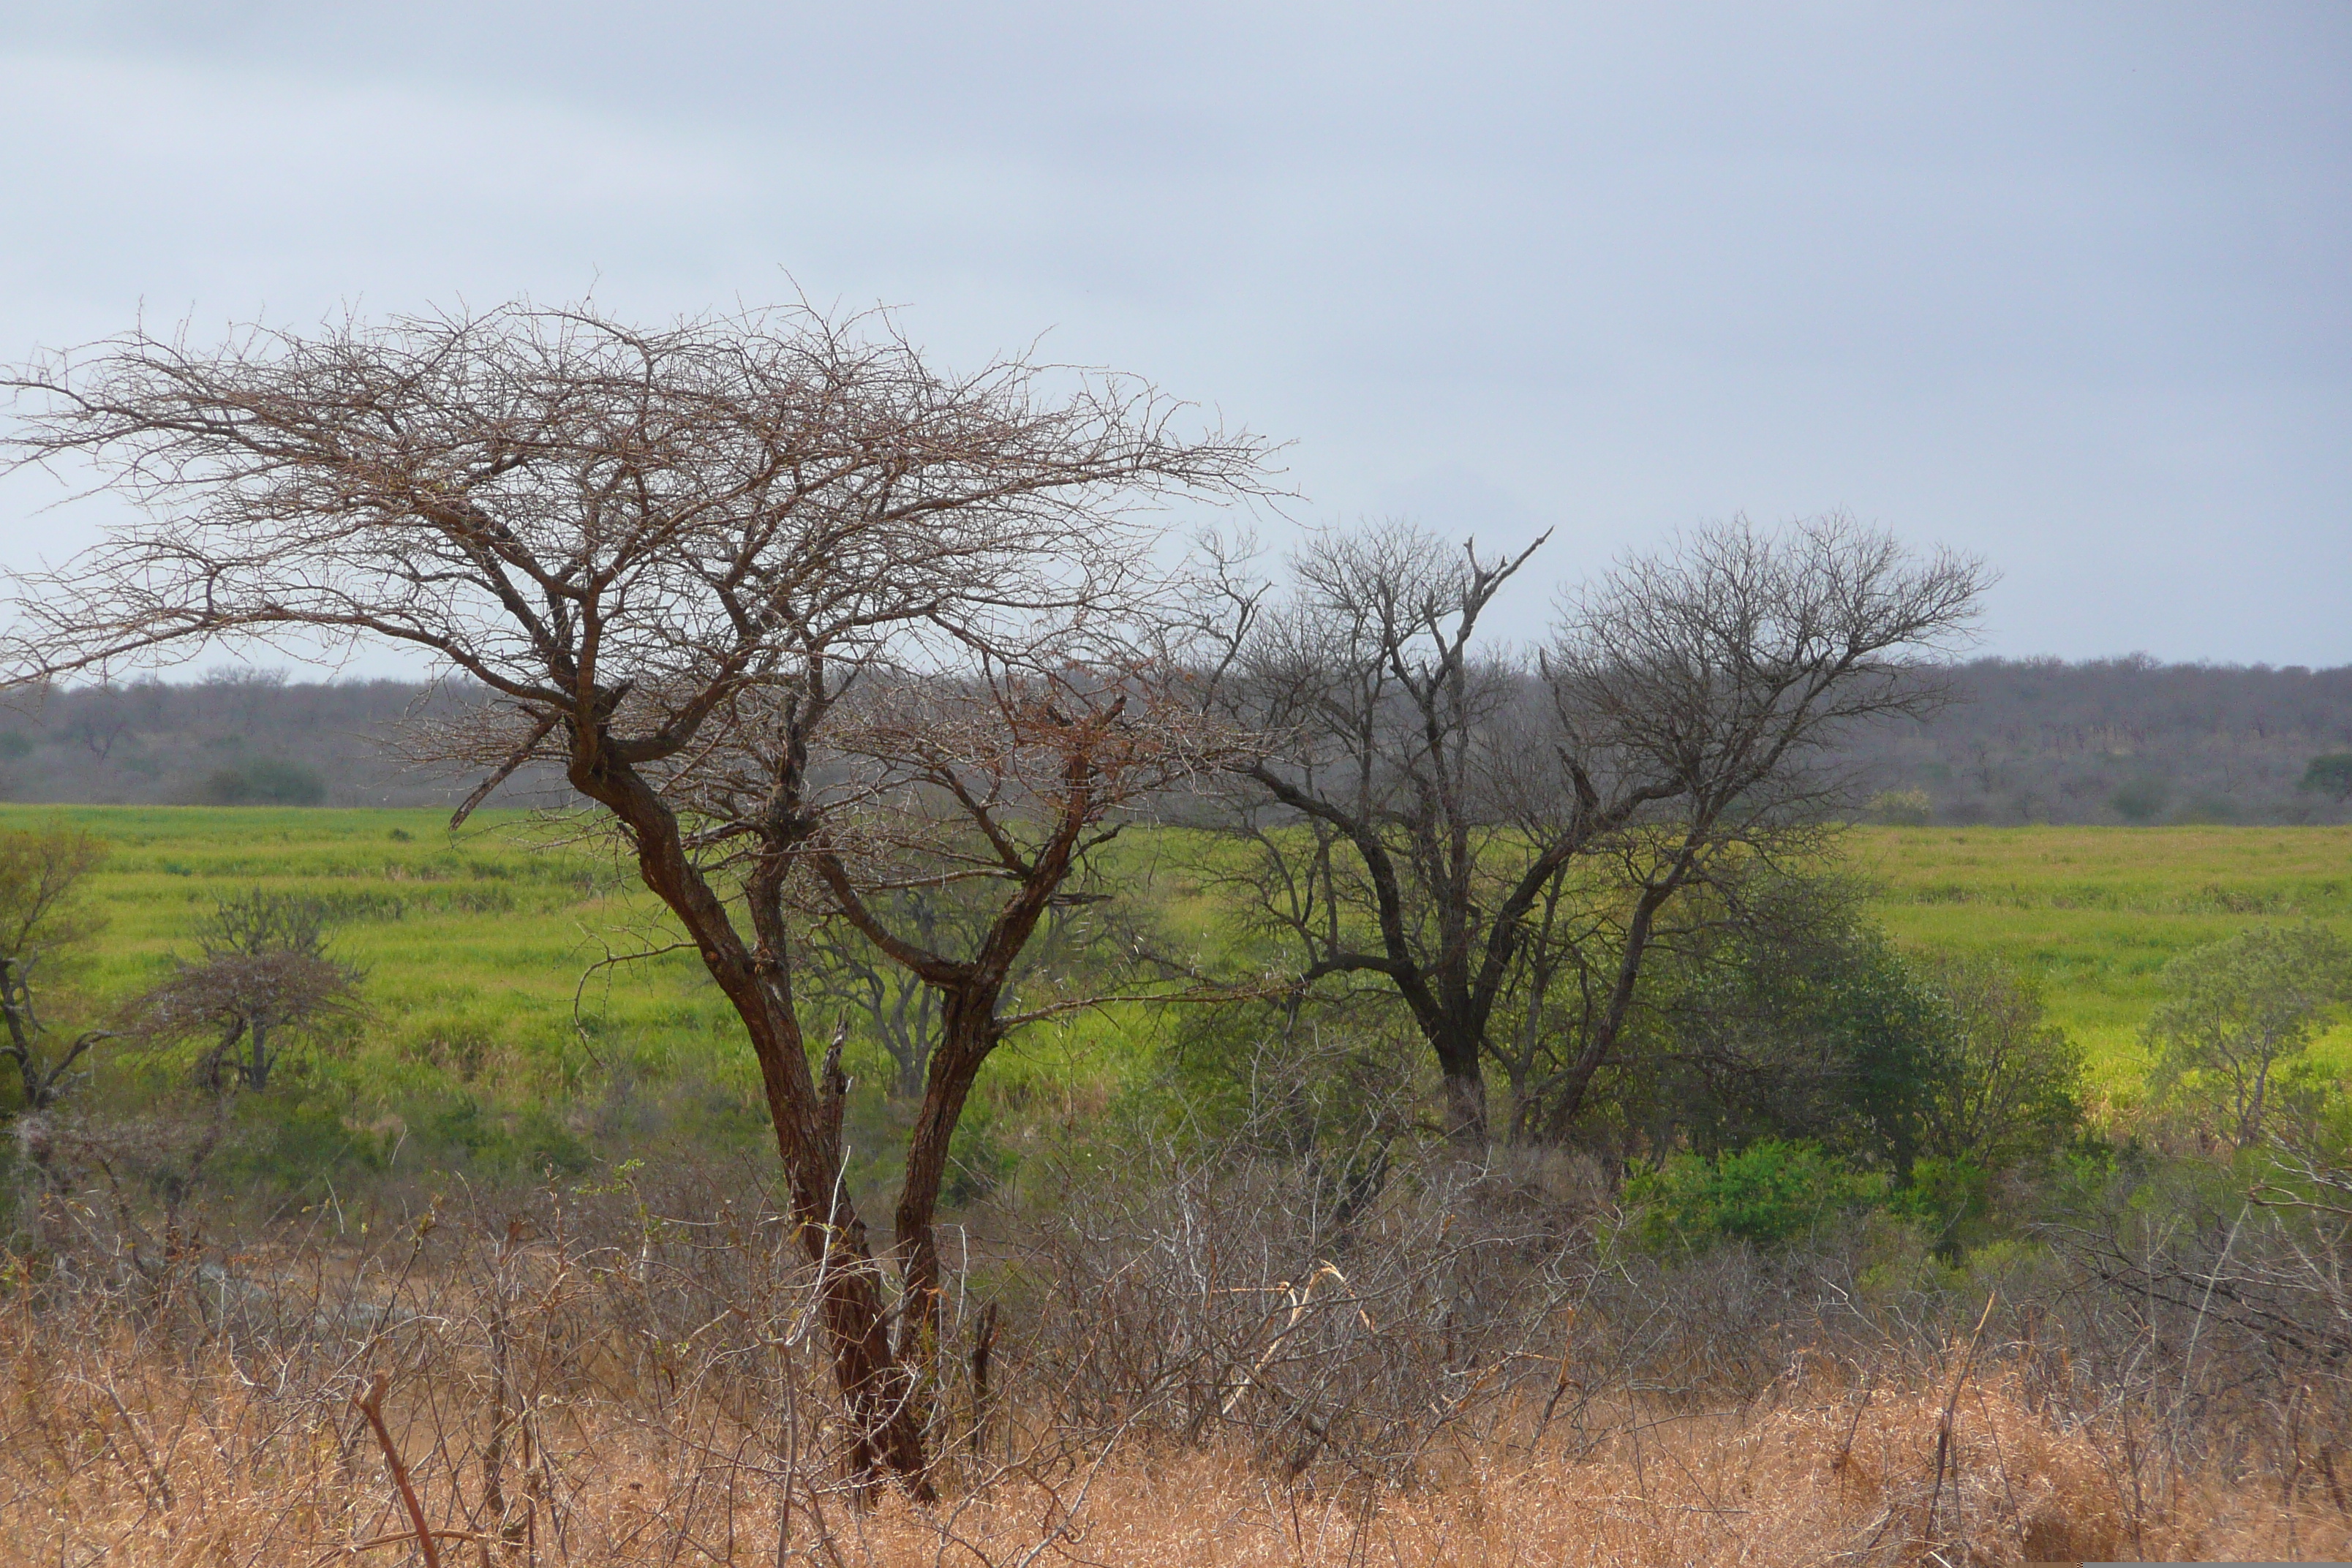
4,1336,2340,1565
0,1177,2341,1568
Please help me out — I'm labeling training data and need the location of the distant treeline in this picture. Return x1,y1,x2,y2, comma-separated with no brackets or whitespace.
1852,656,2352,824
0,673,570,810
1,656,2347,823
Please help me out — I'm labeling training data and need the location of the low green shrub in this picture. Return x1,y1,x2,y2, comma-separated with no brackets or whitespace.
1626,1139,1882,1252
1885,1153,1991,1256
195,758,327,807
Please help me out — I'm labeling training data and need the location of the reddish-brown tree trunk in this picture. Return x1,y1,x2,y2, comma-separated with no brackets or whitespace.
570,748,935,1499
890,987,1000,1366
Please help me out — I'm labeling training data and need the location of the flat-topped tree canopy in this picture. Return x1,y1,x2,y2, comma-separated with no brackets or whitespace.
0,297,1275,1496
0,301,1270,772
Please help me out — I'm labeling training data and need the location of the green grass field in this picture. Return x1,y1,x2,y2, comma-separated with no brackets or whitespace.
1850,824,2352,1093
0,804,714,1079
0,804,1164,1177
4,808,2346,1156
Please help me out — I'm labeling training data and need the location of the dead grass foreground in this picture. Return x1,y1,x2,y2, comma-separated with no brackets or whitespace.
9,1137,2351,1567
1,1320,2337,1567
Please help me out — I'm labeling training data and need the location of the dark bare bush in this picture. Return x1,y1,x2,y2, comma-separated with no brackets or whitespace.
1196,516,1989,1148
1000,1137,1591,1476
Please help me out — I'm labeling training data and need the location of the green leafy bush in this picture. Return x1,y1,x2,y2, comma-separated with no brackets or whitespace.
1866,788,1934,826
1639,876,1947,1169
1626,1139,1882,1251
1910,955,2086,1175
1886,1154,1992,1256
2299,753,2352,804
2145,924,2352,1147
194,757,327,806
2110,776,2170,823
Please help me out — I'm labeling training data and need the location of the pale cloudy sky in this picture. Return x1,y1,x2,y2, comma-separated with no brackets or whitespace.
1,2,2345,670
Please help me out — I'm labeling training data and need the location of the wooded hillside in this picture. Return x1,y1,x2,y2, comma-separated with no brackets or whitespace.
3,655,2345,823
1853,656,2352,824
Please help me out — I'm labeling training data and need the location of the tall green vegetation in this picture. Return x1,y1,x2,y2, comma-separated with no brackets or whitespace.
0,822,110,1114
2144,924,2352,1148
1578,874,2090,1255
1907,954,2087,1174
1643,892,2081,1156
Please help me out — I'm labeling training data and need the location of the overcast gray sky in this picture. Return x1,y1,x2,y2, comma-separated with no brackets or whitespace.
1,1,2345,671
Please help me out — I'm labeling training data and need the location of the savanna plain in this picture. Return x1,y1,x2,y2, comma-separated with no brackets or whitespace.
6,806,2352,1566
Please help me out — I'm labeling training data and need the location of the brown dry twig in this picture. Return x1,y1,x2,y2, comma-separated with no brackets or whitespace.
351,1371,441,1568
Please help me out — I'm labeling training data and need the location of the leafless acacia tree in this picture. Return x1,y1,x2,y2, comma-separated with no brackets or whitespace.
1,301,1270,1491
117,892,363,1094
1205,516,1988,1146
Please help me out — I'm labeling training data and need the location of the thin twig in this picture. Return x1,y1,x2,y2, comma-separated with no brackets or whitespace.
353,1371,443,1568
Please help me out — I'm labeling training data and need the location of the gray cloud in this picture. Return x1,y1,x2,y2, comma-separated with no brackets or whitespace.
2,1,2345,669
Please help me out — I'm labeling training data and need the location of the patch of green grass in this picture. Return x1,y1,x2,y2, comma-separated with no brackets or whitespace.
0,805,1163,1181
1849,825,2352,1093
10,808,2346,1167
1,805,715,1085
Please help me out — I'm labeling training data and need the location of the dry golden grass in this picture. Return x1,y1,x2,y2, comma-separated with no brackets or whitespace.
10,1126,2348,1567
4,1322,2339,1568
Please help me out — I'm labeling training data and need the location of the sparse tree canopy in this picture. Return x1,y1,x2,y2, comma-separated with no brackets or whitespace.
0,821,110,1114
118,891,362,1093
2146,924,2352,1149
1203,514,1988,1145
2,298,1272,1493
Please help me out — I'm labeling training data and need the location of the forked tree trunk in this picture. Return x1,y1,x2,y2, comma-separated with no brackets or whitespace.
571,754,935,1499
809,729,1111,1395
890,986,1003,1366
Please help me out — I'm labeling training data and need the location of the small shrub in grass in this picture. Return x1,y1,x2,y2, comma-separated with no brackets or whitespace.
2110,775,2170,823
1626,1139,1883,1252
1866,786,1934,825
420,1095,591,1176
2300,752,2352,804
1886,1154,1991,1257
193,757,326,806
